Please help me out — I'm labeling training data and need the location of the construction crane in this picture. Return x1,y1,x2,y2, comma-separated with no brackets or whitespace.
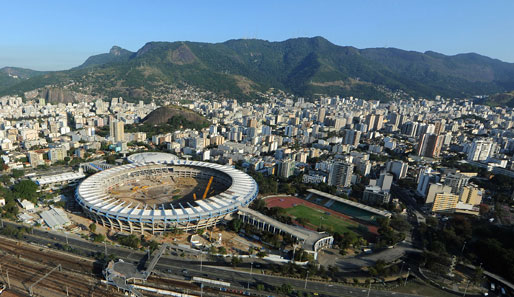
202,176,214,199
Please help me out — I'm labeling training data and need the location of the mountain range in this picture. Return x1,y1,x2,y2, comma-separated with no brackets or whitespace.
2,37,514,102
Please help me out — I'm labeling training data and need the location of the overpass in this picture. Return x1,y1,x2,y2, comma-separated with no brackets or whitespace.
237,207,333,258
104,243,169,295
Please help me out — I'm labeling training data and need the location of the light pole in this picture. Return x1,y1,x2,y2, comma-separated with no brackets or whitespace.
399,261,405,277
304,271,309,289
318,216,325,230
367,280,372,297
461,241,467,255
463,280,470,297
6,269,10,289
404,268,410,286
200,252,203,272
247,262,253,290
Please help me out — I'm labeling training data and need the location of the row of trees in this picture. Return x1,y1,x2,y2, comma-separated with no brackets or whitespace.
417,214,514,283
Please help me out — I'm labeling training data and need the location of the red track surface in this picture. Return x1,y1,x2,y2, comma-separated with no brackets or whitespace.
264,196,378,234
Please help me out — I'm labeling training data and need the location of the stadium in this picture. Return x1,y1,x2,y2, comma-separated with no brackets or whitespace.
76,155,258,234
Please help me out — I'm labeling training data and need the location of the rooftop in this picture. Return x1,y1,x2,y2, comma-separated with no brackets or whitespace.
127,152,179,164
307,189,391,218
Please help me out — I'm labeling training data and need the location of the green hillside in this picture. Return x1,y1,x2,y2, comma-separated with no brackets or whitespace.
0,67,45,89
2,37,514,101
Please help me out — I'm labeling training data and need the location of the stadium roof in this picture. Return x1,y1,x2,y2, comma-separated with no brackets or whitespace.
32,171,85,186
76,160,258,223
307,189,391,218
127,152,178,164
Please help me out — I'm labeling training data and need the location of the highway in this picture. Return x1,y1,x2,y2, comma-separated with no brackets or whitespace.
0,220,423,297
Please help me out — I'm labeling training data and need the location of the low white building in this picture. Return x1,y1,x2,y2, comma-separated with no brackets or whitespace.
18,199,35,211
40,207,71,229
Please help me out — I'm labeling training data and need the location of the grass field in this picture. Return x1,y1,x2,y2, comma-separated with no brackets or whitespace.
284,204,359,234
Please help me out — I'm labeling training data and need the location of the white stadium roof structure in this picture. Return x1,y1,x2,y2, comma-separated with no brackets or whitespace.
75,160,258,234
126,152,179,164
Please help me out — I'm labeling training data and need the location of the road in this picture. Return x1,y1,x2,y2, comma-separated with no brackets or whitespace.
0,221,424,297
318,241,421,271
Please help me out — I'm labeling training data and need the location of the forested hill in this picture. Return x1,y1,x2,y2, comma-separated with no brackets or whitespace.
2,37,514,101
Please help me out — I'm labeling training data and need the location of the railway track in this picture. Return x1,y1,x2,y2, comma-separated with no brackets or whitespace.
0,254,115,297
0,237,275,297
0,238,95,274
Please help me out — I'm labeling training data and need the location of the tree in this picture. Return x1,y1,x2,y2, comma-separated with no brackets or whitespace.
229,218,242,232
251,198,266,211
89,223,97,233
472,267,483,284
389,215,411,233
231,256,242,267
117,234,140,249
278,283,293,295
12,180,38,203
93,233,105,242
11,169,24,179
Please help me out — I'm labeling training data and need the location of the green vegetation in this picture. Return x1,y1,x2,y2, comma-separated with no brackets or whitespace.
417,214,514,283
116,234,141,249
12,180,39,203
333,231,366,255
0,67,44,89
375,216,408,248
367,259,402,277
393,278,459,297
285,204,358,234
484,91,514,108
0,225,30,239
4,37,514,101
76,46,133,69
92,233,105,242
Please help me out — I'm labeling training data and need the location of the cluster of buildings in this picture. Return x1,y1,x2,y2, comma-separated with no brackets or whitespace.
417,168,483,214
0,88,513,220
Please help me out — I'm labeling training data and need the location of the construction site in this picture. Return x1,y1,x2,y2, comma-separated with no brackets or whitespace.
109,174,229,208
76,160,258,233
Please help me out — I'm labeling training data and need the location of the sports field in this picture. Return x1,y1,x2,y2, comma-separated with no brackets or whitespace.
265,196,378,235
284,204,358,234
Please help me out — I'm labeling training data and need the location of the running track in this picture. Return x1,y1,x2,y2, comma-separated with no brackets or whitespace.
264,196,378,234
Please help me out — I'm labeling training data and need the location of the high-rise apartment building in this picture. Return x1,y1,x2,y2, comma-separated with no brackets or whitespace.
459,185,483,205
467,139,493,161
386,160,409,179
417,133,443,158
328,162,354,188
432,193,459,212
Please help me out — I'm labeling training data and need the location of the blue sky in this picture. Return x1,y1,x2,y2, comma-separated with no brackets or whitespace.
1,0,513,70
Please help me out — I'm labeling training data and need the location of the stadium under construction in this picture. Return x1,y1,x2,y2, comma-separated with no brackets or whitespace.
75,153,258,234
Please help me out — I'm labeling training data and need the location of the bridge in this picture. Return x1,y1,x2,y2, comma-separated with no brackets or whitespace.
104,243,169,295
237,207,333,259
